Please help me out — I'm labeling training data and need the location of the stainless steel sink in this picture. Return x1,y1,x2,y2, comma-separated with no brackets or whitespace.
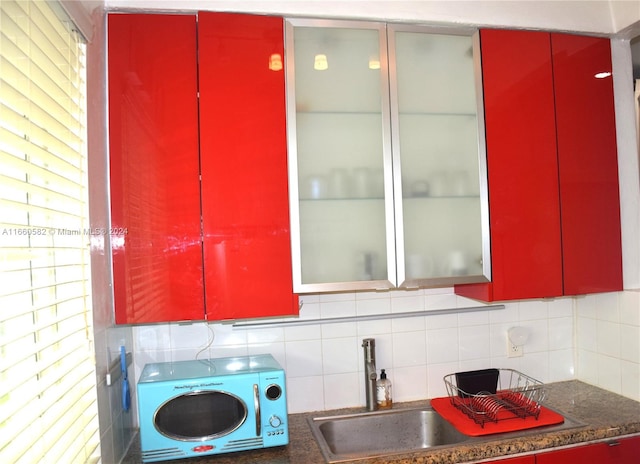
308,407,471,462
308,405,586,463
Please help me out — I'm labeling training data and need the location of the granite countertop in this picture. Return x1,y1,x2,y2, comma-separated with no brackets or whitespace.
123,380,640,464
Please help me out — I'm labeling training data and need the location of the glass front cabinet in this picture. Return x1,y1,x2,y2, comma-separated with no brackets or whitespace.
285,19,490,293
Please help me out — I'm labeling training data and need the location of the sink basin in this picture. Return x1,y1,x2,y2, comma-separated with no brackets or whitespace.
309,404,586,463
308,407,470,462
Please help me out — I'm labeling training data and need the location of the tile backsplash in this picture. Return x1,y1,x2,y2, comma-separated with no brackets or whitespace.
576,290,640,401
132,287,593,417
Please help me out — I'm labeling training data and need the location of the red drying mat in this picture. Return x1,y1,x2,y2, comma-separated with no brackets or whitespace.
431,396,564,437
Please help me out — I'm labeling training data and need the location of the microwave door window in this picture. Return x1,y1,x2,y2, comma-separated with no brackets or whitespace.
154,391,248,441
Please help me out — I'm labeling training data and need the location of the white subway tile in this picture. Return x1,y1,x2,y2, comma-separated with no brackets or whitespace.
356,295,391,315
391,315,425,333
548,349,575,382
577,348,598,384
577,316,598,351
518,300,548,321
286,376,325,413
391,293,424,312
134,324,171,351
526,319,549,353
458,309,489,327
488,303,519,324
284,324,321,342
620,291,640,326
320,299,356,318
426,362,458,399
548,317,573,351
356,319,392,335
519,352,549,383
595,292,620,322
321,321,357,339
322,337,358,375
210,323,247,346
596,319,621,358
489,323,511,358
597,354,621,394
284,340,323,377
208,345,249,359
425,293,458,311
393,365,427,402
393,331,427,367
620,360,640,401
324,372,360,410
427,328,459,364
620,324,640,363
548,296,573,318
458,325,490,361
576,294,597,319
169,322,210,349
426,312,458,330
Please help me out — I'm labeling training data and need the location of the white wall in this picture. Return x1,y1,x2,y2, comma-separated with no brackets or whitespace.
62,1,138,462
106,0,633,35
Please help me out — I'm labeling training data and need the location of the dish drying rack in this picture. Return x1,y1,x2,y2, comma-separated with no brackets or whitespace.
443,369,547,428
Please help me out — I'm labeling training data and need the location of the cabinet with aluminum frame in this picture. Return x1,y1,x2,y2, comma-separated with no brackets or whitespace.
285,19,490,293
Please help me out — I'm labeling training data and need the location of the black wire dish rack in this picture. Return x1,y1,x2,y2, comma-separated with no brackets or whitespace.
443,368,547,428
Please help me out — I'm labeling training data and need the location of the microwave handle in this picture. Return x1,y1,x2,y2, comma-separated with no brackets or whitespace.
253,384,261,437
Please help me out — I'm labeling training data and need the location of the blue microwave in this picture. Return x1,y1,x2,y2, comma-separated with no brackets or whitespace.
137,354,288,462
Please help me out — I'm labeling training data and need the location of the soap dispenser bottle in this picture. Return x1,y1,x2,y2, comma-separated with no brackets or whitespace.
376,369,392,409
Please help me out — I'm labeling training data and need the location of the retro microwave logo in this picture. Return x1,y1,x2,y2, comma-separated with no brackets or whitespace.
174,381,224,391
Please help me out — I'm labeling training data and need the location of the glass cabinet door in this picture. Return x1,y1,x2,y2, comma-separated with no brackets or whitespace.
286,19,395,292
388,26,490,287
285,20,490,293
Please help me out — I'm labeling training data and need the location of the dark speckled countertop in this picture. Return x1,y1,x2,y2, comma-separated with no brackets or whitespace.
123,381,640,464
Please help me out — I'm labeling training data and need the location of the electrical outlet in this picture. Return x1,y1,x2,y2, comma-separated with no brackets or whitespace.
507,338,523,358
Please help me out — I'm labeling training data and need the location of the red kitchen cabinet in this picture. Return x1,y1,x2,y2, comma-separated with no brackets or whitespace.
198,12,299,319
108,14,204,323
551,33,623,295
109,12,298,324
455,29,622,302
536,436,640,464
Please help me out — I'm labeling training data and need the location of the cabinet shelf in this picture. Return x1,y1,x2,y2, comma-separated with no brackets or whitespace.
299,195,480,202
297,110,476,117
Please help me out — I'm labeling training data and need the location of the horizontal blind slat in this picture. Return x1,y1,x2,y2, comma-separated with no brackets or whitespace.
0,1,97,462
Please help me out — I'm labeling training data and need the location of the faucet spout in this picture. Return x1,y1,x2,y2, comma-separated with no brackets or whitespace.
362,338,378,411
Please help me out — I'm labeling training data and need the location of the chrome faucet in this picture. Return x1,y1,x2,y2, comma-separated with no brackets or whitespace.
362,338,378,411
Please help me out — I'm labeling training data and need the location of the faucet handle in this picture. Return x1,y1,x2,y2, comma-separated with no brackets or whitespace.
362,338,375,348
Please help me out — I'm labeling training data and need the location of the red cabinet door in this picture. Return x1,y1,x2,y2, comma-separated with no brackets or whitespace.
455,29,563,301
198,12,298,320
456,29,622,302
537,436,640,464
551,33,623,295
108,14,204,323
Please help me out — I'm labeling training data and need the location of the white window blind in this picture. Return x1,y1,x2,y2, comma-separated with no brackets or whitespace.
0,1,99,463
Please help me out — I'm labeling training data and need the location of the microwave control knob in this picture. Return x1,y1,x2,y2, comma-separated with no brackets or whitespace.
269,415,282,428
266,384,282,400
